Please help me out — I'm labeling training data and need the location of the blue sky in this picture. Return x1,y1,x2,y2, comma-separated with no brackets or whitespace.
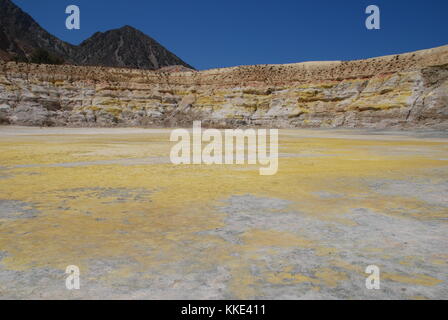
12,0,448,70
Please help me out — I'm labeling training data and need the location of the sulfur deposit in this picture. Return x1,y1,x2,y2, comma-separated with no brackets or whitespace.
0,45,447,129
1,126,447,299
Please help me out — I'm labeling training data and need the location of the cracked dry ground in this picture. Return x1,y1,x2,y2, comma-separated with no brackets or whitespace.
0,126,447,300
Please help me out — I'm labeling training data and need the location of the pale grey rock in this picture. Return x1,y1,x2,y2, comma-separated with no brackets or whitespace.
0,103,11,123
10,104,50,126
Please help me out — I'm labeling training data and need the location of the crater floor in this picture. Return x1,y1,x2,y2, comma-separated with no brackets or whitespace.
0,126,447,299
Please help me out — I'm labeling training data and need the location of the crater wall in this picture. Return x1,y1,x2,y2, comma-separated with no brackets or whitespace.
1,45,447,129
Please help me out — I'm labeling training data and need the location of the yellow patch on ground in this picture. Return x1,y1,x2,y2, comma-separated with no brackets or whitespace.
0,127,447,299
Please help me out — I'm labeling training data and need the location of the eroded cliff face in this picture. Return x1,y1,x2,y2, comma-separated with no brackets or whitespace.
0,45,447,129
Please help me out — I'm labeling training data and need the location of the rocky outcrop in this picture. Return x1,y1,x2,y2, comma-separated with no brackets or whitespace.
0,45,447,129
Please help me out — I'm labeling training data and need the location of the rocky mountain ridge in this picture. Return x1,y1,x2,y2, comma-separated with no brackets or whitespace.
0,0,193,70
0,45,447,129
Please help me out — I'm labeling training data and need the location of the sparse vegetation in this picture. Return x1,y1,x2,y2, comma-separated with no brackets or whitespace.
29,48,64,65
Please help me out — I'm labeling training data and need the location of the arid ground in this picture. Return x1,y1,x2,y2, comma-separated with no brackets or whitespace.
0,126,447,299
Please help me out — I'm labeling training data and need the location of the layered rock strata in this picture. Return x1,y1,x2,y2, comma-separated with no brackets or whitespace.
0,45,447,129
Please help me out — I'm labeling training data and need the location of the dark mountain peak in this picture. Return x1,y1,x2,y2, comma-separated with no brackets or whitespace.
119,25,138,32
75,25,194,70
80,25,144,45
116,25,153,38
84,25,153,42
0,0,193,70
